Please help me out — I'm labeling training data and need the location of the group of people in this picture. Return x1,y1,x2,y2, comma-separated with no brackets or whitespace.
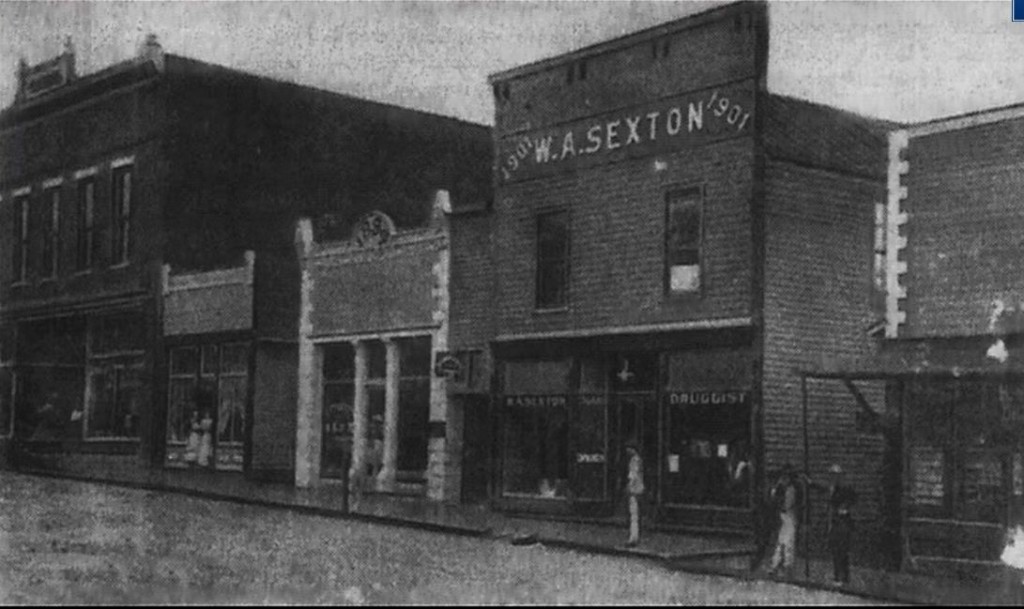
623,447,858,586
758,462,858,585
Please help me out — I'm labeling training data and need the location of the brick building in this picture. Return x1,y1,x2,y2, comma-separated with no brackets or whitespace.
450,0,894,545
0,38,490,482
858,106,1024,571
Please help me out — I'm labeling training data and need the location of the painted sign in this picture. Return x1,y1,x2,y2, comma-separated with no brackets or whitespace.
504,395,567,408
497,84,754,183
667,391,750,406
576,452,606,464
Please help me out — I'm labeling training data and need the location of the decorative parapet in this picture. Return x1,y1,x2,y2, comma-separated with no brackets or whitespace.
885,130,910,339
162,251,255,336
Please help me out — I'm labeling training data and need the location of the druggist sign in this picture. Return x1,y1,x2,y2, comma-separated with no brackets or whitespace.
497,83,755,183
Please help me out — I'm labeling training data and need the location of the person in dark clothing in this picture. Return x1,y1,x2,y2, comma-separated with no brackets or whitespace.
827,463,857,585
750,480,778,573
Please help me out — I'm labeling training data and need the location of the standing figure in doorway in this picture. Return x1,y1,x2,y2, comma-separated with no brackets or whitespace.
768,465,798,578
196,409,214,468
827,463,857,585
625,442,645,548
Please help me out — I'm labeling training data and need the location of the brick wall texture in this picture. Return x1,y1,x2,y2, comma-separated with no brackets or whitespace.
901,118,1024,338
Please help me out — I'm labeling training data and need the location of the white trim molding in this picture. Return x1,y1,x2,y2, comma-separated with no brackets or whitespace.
73,166,99,180
110,155,135,169
42,176,64,189
885,130,910,339
12,186,31,197
495,316,752,342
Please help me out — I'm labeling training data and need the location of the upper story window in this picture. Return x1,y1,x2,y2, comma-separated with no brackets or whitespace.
12,193,30,284
76,178,96,271
41,186,60,279
536,209,570,310
110,164,133,266
666,187,704,295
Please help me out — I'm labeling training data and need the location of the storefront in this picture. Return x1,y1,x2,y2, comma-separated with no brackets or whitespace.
493,329,754,525
161,252,254,473
11,309,149,448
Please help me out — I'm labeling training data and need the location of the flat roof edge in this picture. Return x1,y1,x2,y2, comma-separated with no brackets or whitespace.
487,1,762,84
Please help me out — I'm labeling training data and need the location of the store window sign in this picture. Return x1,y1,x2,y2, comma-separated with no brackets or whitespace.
667,391,749,406
498,85,754,183
577,453,605,464
504,395,567,408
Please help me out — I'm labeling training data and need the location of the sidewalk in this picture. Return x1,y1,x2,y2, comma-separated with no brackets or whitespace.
15,464,1021,606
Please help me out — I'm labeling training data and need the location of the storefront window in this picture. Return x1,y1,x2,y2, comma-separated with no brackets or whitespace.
907,379,1024,523
662,350,752,508
321,343,354,480
165,341,249,469
397,336,431,474
501,359,572,498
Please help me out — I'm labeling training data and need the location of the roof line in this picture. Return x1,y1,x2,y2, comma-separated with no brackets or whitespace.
904,100,1024,138
488,1,761,84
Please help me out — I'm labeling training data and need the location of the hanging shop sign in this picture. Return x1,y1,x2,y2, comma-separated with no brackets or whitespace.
667,390,750,406
434,352,463,378
497,83,755,184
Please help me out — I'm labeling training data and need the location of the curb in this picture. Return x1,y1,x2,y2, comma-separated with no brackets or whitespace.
12,469,935,605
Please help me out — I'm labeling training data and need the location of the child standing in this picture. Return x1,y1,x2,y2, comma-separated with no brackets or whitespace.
184,410,201,466
625,444,645,548
197,410,214,468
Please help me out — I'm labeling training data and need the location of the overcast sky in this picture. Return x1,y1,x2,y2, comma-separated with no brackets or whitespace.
0,1,1021,125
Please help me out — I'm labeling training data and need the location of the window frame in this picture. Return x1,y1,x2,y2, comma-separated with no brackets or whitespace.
534,208,571,311
12,193,30,285
41,186,61,279
664,185,705,297
110,164,133,266
76,177,96,272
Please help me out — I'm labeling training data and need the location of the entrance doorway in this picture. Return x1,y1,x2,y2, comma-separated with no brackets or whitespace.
611,393,658,515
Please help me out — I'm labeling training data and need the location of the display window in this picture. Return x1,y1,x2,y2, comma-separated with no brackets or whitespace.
165,341,249,470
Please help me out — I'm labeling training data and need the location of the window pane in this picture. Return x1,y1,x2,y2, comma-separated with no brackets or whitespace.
170,347,198,376
321,382,354,479
322,343,354,381
217,376,247,445
201,345,220,376
166,377,197,444
220,343,248,374
503,359,572,395
536,211,569,308
502,403,569,498
399,336,432,377
666,189,702,293
909,445,945,507
366,341,387,379
398,378,430,472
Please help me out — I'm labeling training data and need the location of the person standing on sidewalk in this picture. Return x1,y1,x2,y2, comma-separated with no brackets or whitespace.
827,463,857,585
625,443,645,548
768,465,798,578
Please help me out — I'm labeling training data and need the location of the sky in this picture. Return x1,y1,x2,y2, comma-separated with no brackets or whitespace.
0,0,1022,126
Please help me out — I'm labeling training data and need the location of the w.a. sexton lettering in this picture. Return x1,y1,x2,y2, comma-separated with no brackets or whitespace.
498,84,754,182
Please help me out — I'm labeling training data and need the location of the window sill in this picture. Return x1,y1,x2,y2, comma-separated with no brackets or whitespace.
10,281,30,288
108,261,131,270
39,276,58,284
73,268,93,277
83,437,140,443
533,306,569,315
664,291,703,302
